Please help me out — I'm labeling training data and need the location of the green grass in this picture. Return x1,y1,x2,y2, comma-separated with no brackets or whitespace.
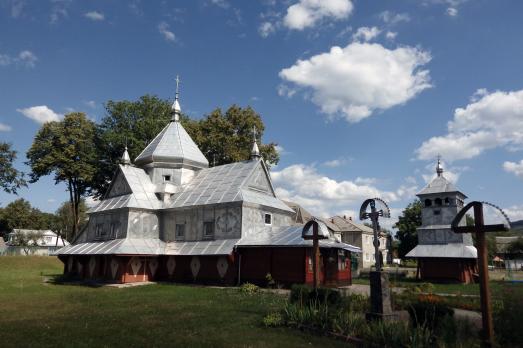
0,256,347,348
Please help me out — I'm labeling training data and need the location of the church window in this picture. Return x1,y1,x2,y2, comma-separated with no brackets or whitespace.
435,198,442,206
95,224,104,238
163,175,171,182
175,224,185,241
444,197,450,205
110,222,120,239
434,209,441,215
203,221,214,240
264,213,272,225
425,199,432,207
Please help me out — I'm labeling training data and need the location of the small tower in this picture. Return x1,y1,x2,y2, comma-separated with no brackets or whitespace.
406,158,477,283
250,125,261,160
171,75,181,122
121,146,131,166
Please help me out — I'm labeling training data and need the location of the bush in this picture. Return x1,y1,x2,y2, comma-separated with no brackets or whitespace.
407,296,454,332
494,285,523,347
262,312,284,327
239,282,259,295
289,284,342,307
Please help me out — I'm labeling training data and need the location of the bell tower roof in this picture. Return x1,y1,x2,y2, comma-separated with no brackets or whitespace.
417,158,466,198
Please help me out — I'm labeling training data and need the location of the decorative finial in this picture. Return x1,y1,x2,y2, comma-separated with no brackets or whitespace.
121,146,131,165
436,155,443,177
171,75,181,122
250,125,261,160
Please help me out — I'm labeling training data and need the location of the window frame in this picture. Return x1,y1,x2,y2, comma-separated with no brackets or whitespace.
175,224,185,241
163,175,171,182
203,221,215,240
264,213,272,226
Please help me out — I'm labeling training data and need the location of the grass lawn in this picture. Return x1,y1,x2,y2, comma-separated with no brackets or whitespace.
0,256,347,348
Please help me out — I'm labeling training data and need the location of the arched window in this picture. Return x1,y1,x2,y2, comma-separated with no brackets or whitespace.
425,199,432,207
435,198,442,206
444,197,450,205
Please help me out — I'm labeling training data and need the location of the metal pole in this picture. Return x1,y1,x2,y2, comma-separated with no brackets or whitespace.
474,203,494,345
313,223,320,289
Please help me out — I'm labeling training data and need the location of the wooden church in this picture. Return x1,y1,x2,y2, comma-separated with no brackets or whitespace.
55,87,360,286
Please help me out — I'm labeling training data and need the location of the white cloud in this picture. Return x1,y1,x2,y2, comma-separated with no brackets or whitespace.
354,177,377,185
385,31,397,40
0,50,37,68
503,160,523,180
352,26,381,42
323,159,345,168
421,160,464,185
379,11,410,25
209,0,230,9
85,196,99,208
158,22,176,42
279,42,432,123
504,205,523,222
17,105,62,124
84,100,97,109
271,163,416,218
446,7,458,16
0,123,12,132
416,89,523,161
283,0,353,30
259,21,276,38
50,0,70,24
85,11,105,21
18,50,37,68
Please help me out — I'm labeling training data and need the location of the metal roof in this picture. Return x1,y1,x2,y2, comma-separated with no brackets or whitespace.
89,165,162,213
168,159,293,213
328,216,374,233
236,225,361,253
406,244,477,258
134,121,209,168
417,175,465,196
165,239,239,256
54,238,165,256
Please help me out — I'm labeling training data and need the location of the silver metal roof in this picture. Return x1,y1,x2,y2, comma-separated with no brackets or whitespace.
168,159,293,213
134,121,209,168
417,175,464,196
406,244,477,258
165,239,239,256
237,226,361,253
54,238,165,256
89,165,162,213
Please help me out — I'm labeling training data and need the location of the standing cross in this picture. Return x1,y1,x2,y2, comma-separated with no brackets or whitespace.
451,201,510,346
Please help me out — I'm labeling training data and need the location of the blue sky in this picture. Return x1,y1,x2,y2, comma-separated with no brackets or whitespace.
1,0,522,228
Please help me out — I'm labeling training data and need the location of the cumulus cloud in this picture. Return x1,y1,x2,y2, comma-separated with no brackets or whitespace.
0,123,12,132
158,22,176,42
504,205,523,222
17,105,62,124
259,21,277,38
352,26,381,42
85,11,105,21
503,160,523,179
323,159,347,168
209,0,230,9
283,0,353,30
271,163,417,218
416,89,523,162
379,11,410,25
446,7,458,16
279,42,432,122
386,31,397,40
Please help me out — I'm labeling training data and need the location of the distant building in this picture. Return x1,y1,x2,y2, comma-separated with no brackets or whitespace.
406,159,477,283
328,216,389,271
55,88,360,285
6,229,69,255
496,236,523,271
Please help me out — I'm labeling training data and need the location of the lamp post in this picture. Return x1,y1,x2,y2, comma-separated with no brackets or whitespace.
451,201,510,346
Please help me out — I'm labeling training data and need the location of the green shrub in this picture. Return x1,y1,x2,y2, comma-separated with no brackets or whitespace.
239,282,259,295
265,273,276,288
494,285,523,347
289,284,342,307
407,297,454,332
262,312,284,327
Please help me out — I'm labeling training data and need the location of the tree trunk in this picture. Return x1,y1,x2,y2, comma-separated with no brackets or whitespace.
67,180,78,239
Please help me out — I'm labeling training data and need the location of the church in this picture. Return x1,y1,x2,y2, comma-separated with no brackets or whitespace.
55,88,360,286
406,159,478,283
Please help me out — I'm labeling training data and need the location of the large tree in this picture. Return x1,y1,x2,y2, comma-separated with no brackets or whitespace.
0,198,55,240
394,200,422,258
93,95,279,197
0,142,26,194
26,113,97,239
53,200,88,242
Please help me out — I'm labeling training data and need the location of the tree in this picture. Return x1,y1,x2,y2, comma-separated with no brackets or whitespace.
394,200,422,258
92,95,279,197
53,200,88,242
10,230,43,255
26,113,97,239
0,198,55,240
0,142,26,194
506,238,523,256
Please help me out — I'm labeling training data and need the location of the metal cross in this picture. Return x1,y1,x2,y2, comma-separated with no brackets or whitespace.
252,125,257,140
360,198,390,272
175,75,181,97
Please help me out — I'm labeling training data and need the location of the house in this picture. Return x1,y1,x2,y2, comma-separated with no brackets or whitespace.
6,229,69,255
328,216,389,271
55,90,360,286
406,159,477,283
496,236,523,271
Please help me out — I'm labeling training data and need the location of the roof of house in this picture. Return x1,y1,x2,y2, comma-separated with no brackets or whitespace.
134,120,209,168
328,216,374,234
11,229,58,236
417,175,463,196
283,201,313,224
496,236,522,253
406,244,477,258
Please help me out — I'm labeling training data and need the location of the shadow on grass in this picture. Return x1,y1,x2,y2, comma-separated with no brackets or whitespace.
43,274,107,288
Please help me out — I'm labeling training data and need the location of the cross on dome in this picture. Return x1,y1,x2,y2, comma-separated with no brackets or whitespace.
171,75,182,122
251,125,261,160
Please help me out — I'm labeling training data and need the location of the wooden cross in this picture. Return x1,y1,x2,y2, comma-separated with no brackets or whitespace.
451,201,510,346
